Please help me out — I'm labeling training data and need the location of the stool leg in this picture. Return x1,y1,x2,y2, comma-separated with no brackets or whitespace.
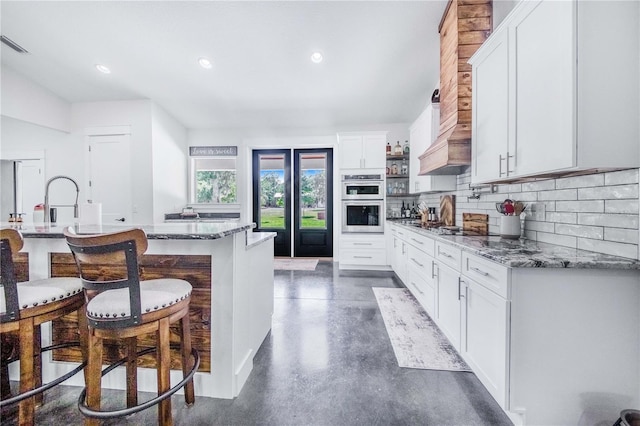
33,325,43,407
84,331,103,426
180,314,195,405
126,337,137,408
18,318,35,426
156,317,172,426
76,306,89,389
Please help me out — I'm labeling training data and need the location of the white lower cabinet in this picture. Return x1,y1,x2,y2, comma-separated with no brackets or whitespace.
434,260,462,351
460,275,509,409
407,244,436,317
386,225,640,425
339,233,387,269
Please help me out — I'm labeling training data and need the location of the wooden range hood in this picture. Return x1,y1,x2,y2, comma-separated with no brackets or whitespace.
419,0,492,175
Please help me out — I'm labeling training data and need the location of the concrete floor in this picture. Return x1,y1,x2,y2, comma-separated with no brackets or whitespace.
5,261,512,425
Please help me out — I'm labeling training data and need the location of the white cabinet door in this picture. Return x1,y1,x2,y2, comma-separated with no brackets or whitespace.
339,135,364,169
461,277,509,408
362,134,386,169
435,261,461,350
471,27,511,183
339,132,387,170
513,0,574,176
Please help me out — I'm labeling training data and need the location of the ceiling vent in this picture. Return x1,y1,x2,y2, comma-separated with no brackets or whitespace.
1,35,29,54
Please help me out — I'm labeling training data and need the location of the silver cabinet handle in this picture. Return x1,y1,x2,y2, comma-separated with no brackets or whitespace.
410,238,424,245
499,154,506,176
410,258,424,267
411,282,424,295
507,152,514,175
354,256,372,259
432,261,438,279
470,266,489,276
353,242,373,246
440,251,453,259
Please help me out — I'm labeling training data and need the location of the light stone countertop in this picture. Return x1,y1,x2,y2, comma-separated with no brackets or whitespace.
391,221,640,270
2,221,255,241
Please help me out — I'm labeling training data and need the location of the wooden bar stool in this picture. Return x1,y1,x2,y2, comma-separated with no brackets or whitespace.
0,228,87,426
63,227,198,426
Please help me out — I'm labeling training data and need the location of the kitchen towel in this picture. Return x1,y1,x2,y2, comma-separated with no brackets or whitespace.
373,287,470,372
79,202,102,225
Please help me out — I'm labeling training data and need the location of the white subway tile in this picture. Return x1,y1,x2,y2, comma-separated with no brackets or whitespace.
511,192,537,202
556,173,605,189
522,180,555,192
578,213,639,229
578,184,638,200
604,169,639,186
556,200,604,213
577,238,638,260
555,223,603,239
523,230,537,241
604,228,639,245
537,232,577,248
546,212,577,224
525,220,555,233
537,189,578,201
605,199,639,214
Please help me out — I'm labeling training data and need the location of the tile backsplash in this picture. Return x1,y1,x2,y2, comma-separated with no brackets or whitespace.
405,168,639,260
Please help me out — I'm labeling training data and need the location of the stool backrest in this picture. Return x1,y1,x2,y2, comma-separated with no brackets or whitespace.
63,227,148,329
0,228,23,322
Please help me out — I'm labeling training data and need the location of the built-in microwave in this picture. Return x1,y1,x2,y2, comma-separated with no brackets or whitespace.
342,199,384,233
341,174,384,200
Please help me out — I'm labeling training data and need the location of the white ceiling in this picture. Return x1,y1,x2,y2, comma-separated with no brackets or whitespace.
1,1,447,130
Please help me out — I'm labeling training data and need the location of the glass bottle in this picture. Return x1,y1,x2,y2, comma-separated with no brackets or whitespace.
403,140,410,154
401,159,408,175
391,162,398,175
394,141,402,156
386,142,391,156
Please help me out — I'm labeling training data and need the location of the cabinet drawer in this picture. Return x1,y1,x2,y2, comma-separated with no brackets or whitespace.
406,231,435,256
339,249,387,266
407,244,434,279
462,252,509,299
434,241,461,270
340,237,386,250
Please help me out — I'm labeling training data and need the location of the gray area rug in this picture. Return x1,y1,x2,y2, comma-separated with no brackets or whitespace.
373,287,471,372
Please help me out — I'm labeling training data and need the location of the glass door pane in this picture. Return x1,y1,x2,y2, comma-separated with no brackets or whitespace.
257,154,286,229
298,152,327,229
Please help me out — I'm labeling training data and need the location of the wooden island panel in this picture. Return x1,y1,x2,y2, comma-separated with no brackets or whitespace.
50,253,211,372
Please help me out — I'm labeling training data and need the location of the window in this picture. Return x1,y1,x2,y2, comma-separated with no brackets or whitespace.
190,157,237,204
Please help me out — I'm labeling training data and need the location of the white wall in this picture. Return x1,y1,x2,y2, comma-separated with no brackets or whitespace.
0,116,82,223
1,66,71,133
151,103,188,222
70,100,154,223
188,123,410,223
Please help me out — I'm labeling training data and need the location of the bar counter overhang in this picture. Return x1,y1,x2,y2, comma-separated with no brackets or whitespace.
3,221,276,399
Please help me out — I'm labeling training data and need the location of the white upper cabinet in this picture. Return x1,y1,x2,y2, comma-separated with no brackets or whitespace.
409,104,456,193
470,0,639,184
338,132,387,170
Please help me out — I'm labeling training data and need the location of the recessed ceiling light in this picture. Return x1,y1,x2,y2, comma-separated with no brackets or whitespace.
310,52,323,64
198,57,213,69
95,64,111,74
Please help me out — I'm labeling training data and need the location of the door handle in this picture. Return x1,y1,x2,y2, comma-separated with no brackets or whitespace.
115,217,126,222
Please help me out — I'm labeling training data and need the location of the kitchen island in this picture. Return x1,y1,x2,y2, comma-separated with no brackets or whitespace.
3,221,276,399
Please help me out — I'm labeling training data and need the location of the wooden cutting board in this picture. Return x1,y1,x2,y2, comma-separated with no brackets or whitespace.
439,195,455,226
462,213,489,235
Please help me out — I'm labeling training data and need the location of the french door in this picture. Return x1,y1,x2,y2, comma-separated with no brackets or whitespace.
252,148,333,257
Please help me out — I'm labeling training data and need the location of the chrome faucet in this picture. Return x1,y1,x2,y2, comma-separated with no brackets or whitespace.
44,175,79,223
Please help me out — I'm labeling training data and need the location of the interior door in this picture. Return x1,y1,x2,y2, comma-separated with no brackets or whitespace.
252,150,291,257
293,148,333,257
88,134,132,223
